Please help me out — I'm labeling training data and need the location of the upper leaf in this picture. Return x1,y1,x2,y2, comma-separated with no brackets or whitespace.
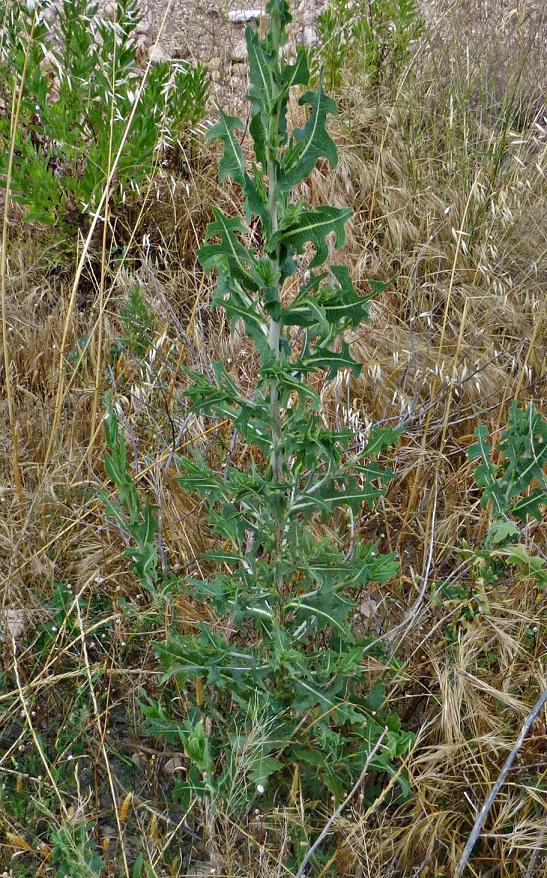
272,205,352,268
266,0,292,27
207,111,246,184
279,86,338,190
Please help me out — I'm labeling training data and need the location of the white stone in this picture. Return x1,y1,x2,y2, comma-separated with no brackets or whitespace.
228,9,262,23
162,755,185,777
0,608,28,642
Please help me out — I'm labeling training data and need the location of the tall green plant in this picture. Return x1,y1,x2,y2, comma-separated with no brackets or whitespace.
142,0,412,842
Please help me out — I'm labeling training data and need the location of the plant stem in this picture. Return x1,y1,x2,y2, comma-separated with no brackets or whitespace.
267,7,283,484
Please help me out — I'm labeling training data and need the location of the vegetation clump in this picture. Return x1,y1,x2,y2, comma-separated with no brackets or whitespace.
0,0,545,876
133,1,413,863
0,0,208,232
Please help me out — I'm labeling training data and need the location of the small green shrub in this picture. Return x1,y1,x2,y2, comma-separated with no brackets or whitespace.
469,401,546,535
433,402,546,635
468,401,546,585
131,0,413,858
102,409,164,601
0,0,208,231
316,0,423,91
49,821,104,878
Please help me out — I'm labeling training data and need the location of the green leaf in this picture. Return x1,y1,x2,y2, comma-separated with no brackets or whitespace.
487,519,520,545
294,342,361,378
266,0,292,27
272,205,352,268
198,208,262,291
509,488,546,522
132,854,144,878
282,47,310,90
493,544,546,589
245,27,275,166
280,86,338,190
249,755,284,787
246,27,275,109
468,423,505,515
207,111,246,184
319,476,383,512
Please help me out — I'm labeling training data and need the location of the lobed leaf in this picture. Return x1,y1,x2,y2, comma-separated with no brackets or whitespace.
280,86,338,190
272,205,352,268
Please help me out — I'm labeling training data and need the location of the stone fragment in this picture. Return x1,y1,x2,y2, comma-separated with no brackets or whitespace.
148,44,169,64
228,9,262,23
231,39,247,63
162,755,185,777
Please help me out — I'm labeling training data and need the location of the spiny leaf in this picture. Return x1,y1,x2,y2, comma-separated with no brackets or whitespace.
198,208,262,291
272,205,352,268
266,0,292,27
281,47,310,90
468,423,505,515
487,519,520,545
246,27,275,165
509,488,546,522
280,86,338,190
207,111,246,184
319,476,382,512
294,342,362,378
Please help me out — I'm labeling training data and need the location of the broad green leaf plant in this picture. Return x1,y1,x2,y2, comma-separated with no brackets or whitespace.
140,0,412,837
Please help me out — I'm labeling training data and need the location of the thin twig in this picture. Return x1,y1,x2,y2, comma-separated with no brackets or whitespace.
294,728,388,878
454,687,547,878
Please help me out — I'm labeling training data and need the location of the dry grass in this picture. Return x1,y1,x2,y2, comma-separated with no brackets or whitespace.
0,1,546,877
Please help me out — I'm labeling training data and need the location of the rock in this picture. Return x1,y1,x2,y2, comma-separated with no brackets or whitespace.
100,824,116,838
0,608,28,642
228,9,262,23
185,865,214,878
162,755,185,777
148,44,169,64
231,39,247,63
231,62,248,79
136,21,150,35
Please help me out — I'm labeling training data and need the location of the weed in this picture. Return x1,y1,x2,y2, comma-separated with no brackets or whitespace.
137,1,413,867
49,820,104,878
433,402,546,638
119,286,155,359
1,0,545,876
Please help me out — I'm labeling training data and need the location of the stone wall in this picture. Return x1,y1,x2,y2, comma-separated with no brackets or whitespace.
124,1,326,65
